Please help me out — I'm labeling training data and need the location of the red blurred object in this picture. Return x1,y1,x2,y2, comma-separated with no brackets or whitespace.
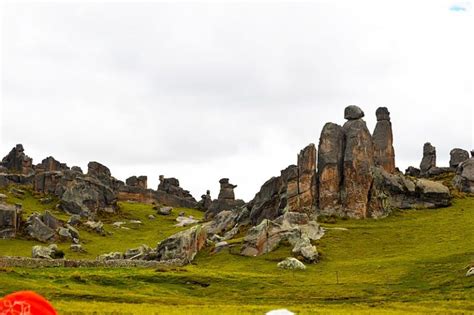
0,291,57,315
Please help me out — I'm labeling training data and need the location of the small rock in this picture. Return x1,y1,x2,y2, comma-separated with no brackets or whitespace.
158,207,173,216
112,221,126,228
344,105,364,120
67,214,82,226
148,214,156,220
266,310,295,315
98,252,123,261
129,220,142,224
66,224,80,239
39,197,53,204
277,257,306,270
32,244,63,259
84,220,105,234
124,244,153,260
0,193,7,201
178,211,185,217
57,227,72,240
70,244,85,252
467,267,474,277
175,216,198,227
10,188,25,198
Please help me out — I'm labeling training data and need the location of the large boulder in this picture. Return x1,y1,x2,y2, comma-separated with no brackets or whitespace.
453,157,474,193
372,107,395,174
449,148,470,169
155,225,207,264
344,105,365,120
420,142,436,175
32,244,62,259
277,257,306,270
25,214,56,242
342,117,375,218
126,175,147,189
317,123,344,214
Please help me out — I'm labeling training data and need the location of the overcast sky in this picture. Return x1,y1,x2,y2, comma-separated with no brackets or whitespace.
1,1,473,201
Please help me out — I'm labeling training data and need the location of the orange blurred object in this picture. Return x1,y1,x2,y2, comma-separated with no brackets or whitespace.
0,291,57,315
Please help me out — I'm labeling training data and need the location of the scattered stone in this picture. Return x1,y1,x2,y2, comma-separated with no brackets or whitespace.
66,224,80,239
25,215,56,242
178,211,185,217
42,210,62,230
67,214,82,226
39,197,53,204
277,257,306,270
32,244,63,259
124,244,153,260
129,220,142,224
0,193,7,201
148,214,155,220
84,220,105,234
57,227,73,240
98,251,123,261
405,166,421,177
157,206,173,215
420,142,436,174
70,244,85,253
175,216,199,227
450,148,470,169
466,267,474,277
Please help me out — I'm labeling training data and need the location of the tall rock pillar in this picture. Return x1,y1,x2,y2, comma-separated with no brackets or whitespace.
372,107,395,174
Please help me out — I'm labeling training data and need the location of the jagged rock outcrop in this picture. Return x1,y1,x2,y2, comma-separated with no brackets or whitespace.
372,107,395,174
317,123,344,214
36,156,69,172
368,167,451,216
450,148,470,169
453,156,474,193
405,166,421,177
1,144,34,175
0,203,21,238
126,176,147,189
420,142,436,175
205,179,245,220
241,212,323,263
196,190,212,211
342,107,375,218
344,105,365,120
295,144,317,210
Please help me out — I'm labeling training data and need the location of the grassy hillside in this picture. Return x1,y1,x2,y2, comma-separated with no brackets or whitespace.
0,185,473,314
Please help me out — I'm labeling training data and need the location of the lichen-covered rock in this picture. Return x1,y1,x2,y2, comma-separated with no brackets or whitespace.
317,123,344,214
25,215,56,242
98,251,123,261
32,244,62,259
344,105,365,120
372,107,395,174
420,142,436,174
342,118,375,218
124,244,154,260
156,225,207,264
453,157,474,193
277,257,306,270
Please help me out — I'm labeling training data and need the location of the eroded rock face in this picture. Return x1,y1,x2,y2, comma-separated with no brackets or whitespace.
295,144,317,210
197,190,212,211
217,178,236,200
420,143,436,174
36,156,69,172
373,107,395,174
453,157,474,193
342,118,375,218
1,144,34,175
317,123,344,214
450,148,470,169
205,179,245,220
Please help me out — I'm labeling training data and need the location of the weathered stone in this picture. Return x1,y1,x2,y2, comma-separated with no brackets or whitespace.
218,178,237,200
453,157,474,193
450,148,470,169
98,252,123,261
57,227,73,240
373,107,395,174
70,244,85,252
42,210,62,230
156,225,207,263
175,216,199,227
157,206,173,215
66,224,80,239
344,105,365,120
466,267,474,277
154,175,197,208
32,244,61,259
126,175,148,189
124,244,153,260
317,123,344,213
25,215,56,242
296,144,317,210
0,202,21,238
1,144,34,175
292,237,318,262
342,118,375,218
420,142,436,174
197,190,212,211
36,156,68,172
84,220,105,234
277,257,306,270
405,166,421,177
67,214,82,226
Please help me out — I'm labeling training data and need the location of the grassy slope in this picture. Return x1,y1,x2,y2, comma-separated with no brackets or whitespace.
0,185,473,314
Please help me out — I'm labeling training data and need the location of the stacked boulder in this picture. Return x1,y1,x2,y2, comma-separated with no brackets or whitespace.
205,178,245,219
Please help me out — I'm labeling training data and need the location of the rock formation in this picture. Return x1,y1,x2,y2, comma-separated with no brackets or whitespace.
341,107,375,218
420,142,436,174
205,179,245,220
36,156,69,172
317,123,344,214
295,144,317,210
196,190,212,211
449,148,470,169
0,202,21,238
126,176,147,189
1,144,34,175
372,107,395,174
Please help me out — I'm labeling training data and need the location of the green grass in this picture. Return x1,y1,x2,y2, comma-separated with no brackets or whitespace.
1,185,473,314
